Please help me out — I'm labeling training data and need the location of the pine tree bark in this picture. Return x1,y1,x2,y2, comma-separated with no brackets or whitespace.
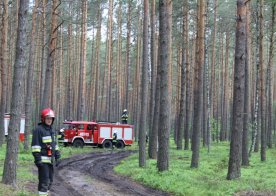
148,0,158,159
176,2,188,150
266,2,275,149
184,0,190,150
0,0,9,146
222,31,230,143
92,0,102,121
24,0,39,151
39,0,47,108
258,0,266,162
124,0,132,111
139,0,149,167
115,1,122,119
133,17,142,141
227,0,246,180
104,0,113,121
242,2,251,166
191,0,205,168
41,0,59,109
77,0,87,120
203,0,210,148
65,2,73,120
148,0,157,146
210,0,217,120
2,0,29,186
157,0,172,171
250,6,261,154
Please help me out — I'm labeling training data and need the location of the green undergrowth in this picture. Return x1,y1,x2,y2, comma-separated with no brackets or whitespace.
0,142,99,196
115,142,276,196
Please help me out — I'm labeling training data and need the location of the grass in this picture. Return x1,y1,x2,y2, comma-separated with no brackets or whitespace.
0,142,97,196
1,140,276,196
114,141,276,196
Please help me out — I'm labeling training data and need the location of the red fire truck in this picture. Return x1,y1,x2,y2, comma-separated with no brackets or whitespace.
4,113,25,142
58,120,134,148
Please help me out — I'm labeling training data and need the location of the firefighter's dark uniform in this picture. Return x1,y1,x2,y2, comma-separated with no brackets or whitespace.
121,112,128,124
31,123,60,196
112,132,118,149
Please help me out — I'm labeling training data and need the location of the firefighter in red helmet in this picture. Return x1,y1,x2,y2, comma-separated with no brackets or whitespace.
31,108,61,196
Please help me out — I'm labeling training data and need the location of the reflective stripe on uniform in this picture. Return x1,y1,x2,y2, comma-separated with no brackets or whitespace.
32,145,41,152
55,145,59,150
57,135,62,138
42,136,52,143
41,156,51,163
39,191,48,195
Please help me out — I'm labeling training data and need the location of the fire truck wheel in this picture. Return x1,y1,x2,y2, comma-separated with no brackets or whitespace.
102,140,112,148
73,139,84,148
115,140,125,149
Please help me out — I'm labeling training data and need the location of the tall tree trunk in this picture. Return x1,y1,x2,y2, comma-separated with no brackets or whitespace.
227,0,246,180
0,0,9,146
133,16,142,141
210,0,217,121
157,0,171,172
148,0,158,159
124,0,132,111
149,0,157,143
250,5,260,154
266,2,275,149
39,0,47,109
176,2,188,150
65,1,73,120
6,1,19,113
139,0,149,167
223,31,230,142
149,39,160,159
242,2,251,166
2,0,29,186
219,32,225,141
202,0,210,149
259,0,266,162
115,1,122,119
191,0,205,168
176,51,185,149
203,0,210,149
24,0,39,151
92,0,102,121
184,0,190,150
41,0,59,109
77,0,87,120
105,0,113,121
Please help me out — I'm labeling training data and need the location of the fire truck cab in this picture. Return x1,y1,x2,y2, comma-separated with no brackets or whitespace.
58,121,134,148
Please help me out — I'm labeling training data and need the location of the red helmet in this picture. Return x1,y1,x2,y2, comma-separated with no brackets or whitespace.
41,108,55,122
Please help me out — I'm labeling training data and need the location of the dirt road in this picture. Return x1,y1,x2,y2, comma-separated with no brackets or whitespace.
50,150,171,196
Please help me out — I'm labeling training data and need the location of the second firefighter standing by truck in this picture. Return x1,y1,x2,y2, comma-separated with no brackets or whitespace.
31,108,61,196
121,109,128,124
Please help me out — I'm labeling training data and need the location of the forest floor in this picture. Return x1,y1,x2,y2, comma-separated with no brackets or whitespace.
25,149,276,196
27,150,171,196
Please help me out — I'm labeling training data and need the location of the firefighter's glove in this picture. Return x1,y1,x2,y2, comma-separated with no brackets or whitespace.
35,161,43,168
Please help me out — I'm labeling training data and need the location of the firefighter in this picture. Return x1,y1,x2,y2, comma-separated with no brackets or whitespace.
121,109,128,124
31,108,61,196
112,131,118,149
